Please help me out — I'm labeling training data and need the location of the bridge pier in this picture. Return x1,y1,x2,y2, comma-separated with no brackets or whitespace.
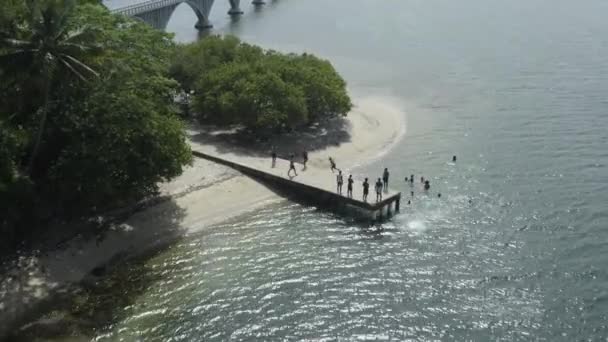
195,18,213,29
395,195,401,213
228,7,244,14
228,0,243,14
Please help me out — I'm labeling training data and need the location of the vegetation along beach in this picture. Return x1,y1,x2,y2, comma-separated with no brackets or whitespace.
2,0,608,340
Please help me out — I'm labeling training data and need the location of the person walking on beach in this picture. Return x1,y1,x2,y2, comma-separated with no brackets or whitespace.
347,175,354,198
288,155,297,177
271,149,277,168
363,178,370,202
382,168,390,190
336,170,344,194
302,151,308,170
375,178,383,202
329,157,338,173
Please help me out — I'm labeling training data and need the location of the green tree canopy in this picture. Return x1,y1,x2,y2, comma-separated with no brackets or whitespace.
171,35,352,132
0,1,191,243
2,0,102,175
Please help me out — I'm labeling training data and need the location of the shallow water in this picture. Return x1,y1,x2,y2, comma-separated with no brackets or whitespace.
33,0,608,340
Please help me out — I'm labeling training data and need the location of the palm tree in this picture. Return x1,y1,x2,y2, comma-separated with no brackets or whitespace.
0,0,100,175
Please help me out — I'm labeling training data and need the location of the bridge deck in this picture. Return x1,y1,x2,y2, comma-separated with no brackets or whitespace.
190,148,402,218
103,0,143,11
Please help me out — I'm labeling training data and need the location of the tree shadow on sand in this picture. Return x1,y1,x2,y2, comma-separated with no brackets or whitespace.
188,116,352,159
4,200,187,342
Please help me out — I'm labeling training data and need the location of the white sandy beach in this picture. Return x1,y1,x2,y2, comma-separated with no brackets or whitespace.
169,95,407,233
0,95,406,336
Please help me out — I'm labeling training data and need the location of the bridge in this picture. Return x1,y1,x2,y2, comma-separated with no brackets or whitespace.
104,0,266,30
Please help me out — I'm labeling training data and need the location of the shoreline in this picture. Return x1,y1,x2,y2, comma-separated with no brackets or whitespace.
0,94,406,338
179,94,407,234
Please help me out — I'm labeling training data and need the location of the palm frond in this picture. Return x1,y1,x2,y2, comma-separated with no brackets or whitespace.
1,38,36,49
60,53,99,77
65,30,104,55
60,41,94,53
59,57,87,82
61,43,104,61
53,0,77,40
64,27,97,44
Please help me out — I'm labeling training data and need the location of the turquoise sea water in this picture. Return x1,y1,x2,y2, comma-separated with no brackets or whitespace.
37,0,608,340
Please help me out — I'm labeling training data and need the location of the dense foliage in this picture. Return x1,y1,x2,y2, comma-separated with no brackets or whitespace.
0,1,353,248
170,36,352,131
0,0,191,244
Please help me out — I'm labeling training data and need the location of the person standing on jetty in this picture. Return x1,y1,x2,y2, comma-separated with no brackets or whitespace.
288,155,297,177
302,151,308,170
329,157,337,172
336,170,344,194
382,168,390,190
271,149,277,168
363,178,370,202
347,175,354,198
375,178,383,202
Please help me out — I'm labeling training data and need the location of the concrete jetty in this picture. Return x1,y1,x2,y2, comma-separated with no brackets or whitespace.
191,149,402,221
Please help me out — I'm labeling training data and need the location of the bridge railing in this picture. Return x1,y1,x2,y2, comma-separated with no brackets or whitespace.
111,0,183,15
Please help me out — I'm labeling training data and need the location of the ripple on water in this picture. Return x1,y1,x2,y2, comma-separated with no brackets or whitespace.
74,193,547,341
13,0,608,339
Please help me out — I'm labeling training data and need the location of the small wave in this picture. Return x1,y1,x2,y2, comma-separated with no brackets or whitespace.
406,219,428,234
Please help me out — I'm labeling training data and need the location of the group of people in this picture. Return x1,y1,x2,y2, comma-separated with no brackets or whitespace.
404,174,436,204
272,149,453,203
406,174,431,191
334,165,391,202
403,155,457,203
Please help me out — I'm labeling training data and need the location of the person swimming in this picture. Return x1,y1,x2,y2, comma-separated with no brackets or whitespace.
452,155,457,162
424,180,430,191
